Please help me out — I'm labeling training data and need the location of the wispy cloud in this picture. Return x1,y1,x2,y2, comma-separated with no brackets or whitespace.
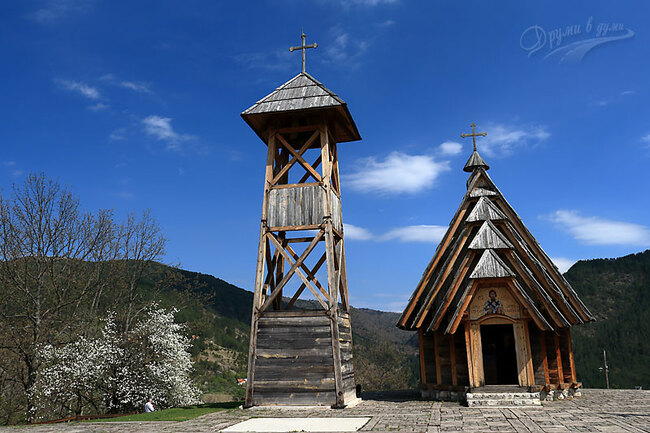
621,90,635,96
550,257,576,273
344,151,450,194
481,123,550,157
322,26,368,68
344,223,373,240
548,210,650,247
234,50,293,72
109,128,126,141
381,225,446,243
32,0,93,23
88,102,108,111
438,141,462,156
57,79,101,99
641,134,650,145
2,161,23,177
339,0,399,6
142,115,195,150
343,223,446,244
119,81,152,94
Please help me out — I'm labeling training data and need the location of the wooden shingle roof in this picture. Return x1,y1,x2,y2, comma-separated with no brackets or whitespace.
397,150,594,334
241,72,361,144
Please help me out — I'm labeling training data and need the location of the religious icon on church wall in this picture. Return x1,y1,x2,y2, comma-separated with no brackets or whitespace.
469,287,523,320
483,289,503,315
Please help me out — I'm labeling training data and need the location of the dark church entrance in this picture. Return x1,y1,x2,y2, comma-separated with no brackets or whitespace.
481,324,518,385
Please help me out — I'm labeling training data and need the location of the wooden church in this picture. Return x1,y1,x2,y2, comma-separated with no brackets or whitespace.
397,124,594,398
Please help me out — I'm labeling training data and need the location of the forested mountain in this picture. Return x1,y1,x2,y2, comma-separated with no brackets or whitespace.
566,249,650,389
163,249,649,397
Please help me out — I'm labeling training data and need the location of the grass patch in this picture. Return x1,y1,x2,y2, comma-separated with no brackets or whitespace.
91,402,241,422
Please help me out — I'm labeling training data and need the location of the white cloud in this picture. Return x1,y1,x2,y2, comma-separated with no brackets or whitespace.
481,123,550,157
142,116,194,149
323,26,368,68
57,79,101,99
120,81,151,94
550,257,576,273
88,102,108,111
340,0,399,5
621,90,635,96
381,225,446,244
344,223,373,240
439,141,462,156
32,0,91,23
548,210,650,247
109,128,126,141
641,134,650,144
344,151,450,194
2,161,23,177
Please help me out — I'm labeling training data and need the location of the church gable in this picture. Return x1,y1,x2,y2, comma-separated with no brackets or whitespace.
397,132,594,334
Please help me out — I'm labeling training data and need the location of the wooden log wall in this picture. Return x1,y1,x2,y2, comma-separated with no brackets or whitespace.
528,326,548,386
253,312,337,405
421,331,469,388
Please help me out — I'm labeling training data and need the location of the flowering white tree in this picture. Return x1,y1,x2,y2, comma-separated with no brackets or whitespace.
32,307,200,417
110,306,201,411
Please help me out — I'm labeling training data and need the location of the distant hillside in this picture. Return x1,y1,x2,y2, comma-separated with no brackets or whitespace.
566,250,650,390
151,249,649,397
145,264,418,400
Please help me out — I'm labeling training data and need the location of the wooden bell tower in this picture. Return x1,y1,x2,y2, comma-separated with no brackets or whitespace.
241,34,361,408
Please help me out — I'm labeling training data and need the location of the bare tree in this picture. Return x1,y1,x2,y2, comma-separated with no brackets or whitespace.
0,173,166,422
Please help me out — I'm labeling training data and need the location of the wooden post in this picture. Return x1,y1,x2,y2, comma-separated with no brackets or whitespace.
554,332,564,385
449,333,458,386
245,130,276,407
513,321,534,387
418,329,427,385
539,331,550,385
434,331,442,385
565,329,577,383
464,321,475,388
469,322,484,387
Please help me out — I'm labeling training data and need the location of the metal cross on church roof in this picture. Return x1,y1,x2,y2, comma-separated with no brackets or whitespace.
289,32,318,73
461,123,487,151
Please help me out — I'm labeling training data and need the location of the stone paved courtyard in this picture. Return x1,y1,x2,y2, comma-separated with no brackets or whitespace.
4,390,649,433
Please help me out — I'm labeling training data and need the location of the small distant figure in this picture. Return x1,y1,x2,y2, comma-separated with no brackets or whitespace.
144,399,155,413
483,290,503,315
237,378,247,386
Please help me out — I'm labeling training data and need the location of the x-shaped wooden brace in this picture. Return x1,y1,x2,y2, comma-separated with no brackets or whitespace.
259,230,328,311
271,130,321,185
285,251,328,310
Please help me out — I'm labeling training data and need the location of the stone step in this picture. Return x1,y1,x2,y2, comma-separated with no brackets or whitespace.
467,392,540,400
467,398,542,407
466,392,542,407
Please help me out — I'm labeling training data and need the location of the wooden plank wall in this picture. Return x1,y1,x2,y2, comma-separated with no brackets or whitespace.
543,331,560,384
338,313,356,401
421,334,437,385
267,186,342,232
253,313,336,405
452,333,469,386
528,326,547,386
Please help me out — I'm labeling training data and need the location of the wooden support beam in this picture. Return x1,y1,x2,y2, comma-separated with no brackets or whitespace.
275,133,322,184
298,156,322,184
245,130,276,407
565,328,577,383
449,333,458,386
418,329,427,385
464,322,475,388
271,182,320,190
285,253,327,310
434,332,442,385
469,322,484,387
540,331,550,385
261,231,326,311
554,332,564,385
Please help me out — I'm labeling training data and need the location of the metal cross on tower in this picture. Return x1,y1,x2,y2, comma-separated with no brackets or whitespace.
461,122,487,151
289,32,318,73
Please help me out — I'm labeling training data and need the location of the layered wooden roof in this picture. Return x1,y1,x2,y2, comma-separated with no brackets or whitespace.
241,72,361,144
398,150,594,334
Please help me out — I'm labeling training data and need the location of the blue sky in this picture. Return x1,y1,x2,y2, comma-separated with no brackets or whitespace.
2,1,649,312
